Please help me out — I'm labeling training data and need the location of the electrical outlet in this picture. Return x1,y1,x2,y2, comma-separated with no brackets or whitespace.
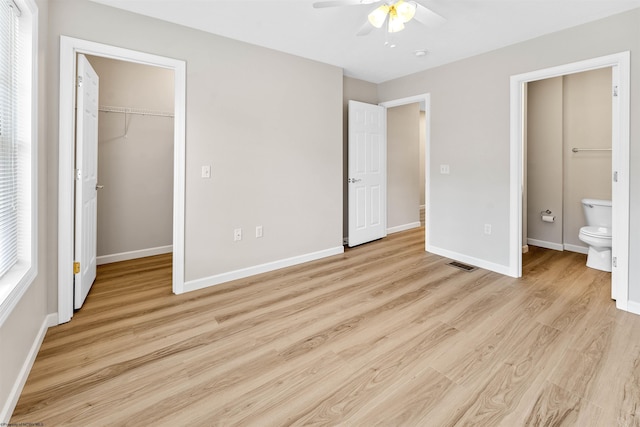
256,225,263,238
234,228,242,241
484,224,492,235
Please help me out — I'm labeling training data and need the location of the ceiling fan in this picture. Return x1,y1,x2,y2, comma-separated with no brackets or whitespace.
313,0,445,36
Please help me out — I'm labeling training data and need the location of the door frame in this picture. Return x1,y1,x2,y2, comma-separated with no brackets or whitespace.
509,52,630,311
58,36,187,324
379,93,431,251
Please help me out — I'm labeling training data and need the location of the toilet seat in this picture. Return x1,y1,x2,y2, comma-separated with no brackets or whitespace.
579,226,611,239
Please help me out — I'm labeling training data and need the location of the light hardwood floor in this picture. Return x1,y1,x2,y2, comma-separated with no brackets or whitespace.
11,227,640,426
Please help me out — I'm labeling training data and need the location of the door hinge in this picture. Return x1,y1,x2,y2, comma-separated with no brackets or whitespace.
613,171,618,182
77,75,83,87
613,257,617,268
613,85,618,97
75,169,81,180
74,261,80,274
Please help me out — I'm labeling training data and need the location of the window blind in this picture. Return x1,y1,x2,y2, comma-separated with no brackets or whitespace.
0,0,20,278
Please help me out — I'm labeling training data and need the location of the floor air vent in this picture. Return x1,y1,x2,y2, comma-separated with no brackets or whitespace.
448,261,477,272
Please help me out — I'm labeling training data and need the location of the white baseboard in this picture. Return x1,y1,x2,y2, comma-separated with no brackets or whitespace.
563,243,589,255
1,313,57,423
387,222,421,234
97,245,173,265
527,238,564,251
183,246,344,294
426,244,512,277
622,300,638,314
525,239,589,255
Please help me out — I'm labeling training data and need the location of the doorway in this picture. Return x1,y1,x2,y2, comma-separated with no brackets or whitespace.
510,52,630,311
380,93,431,251
86,55,175,267
525,68,612,255
58,36,187,324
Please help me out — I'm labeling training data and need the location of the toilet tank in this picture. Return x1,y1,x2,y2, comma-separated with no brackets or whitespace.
582,198,612,227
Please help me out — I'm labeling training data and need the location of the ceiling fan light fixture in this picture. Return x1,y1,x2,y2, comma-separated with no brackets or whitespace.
395,0,416,23
387,13,405,33
368,5,389,28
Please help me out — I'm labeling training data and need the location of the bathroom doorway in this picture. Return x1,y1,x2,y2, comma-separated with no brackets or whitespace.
510,52,630,311
524,68,612,256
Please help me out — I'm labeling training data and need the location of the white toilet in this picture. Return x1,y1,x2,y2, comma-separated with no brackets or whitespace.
578,198,612,272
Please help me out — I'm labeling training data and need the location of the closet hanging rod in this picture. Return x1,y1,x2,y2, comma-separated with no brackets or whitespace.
571,147,611,153
98,106,174,118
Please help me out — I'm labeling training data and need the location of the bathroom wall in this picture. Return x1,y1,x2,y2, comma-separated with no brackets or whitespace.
526,68,612,252
86,55,175,262
387,103,421,230
526,77,564,249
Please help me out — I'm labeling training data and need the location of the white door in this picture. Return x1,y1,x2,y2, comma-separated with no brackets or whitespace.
74,54,99,309
348,100,387,247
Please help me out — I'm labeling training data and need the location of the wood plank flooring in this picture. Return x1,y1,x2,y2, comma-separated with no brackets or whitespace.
11,227,640,426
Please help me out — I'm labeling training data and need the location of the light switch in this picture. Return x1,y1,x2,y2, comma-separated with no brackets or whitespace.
201,165,211,179
440,164,450,174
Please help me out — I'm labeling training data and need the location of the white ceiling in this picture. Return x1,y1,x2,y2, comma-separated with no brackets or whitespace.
91,0,640,83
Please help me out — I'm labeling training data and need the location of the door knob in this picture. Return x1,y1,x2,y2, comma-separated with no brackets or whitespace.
348,178,362,183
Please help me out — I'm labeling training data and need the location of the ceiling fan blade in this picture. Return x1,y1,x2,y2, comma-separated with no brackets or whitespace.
313,0,380,9
356,20,375,36
412,3,446,27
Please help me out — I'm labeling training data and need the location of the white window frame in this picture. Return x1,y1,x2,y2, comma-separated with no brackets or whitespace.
0,0,38,327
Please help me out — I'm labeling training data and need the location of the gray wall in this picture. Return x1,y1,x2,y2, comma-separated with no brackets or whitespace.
378,8,640,301
527,77,564,248
387,103,420,229
45,0,343,287
86,56,174,260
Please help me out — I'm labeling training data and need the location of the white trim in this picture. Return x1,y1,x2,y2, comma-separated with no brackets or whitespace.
428,245,512,276
182,246,344,294
510,52,630,311
0,313,56,424
96,245,173,265
563,243,589,255
626,301,640,316
387,222,421,234
527,239,564,252
58,36,186,324
379,94,431,253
